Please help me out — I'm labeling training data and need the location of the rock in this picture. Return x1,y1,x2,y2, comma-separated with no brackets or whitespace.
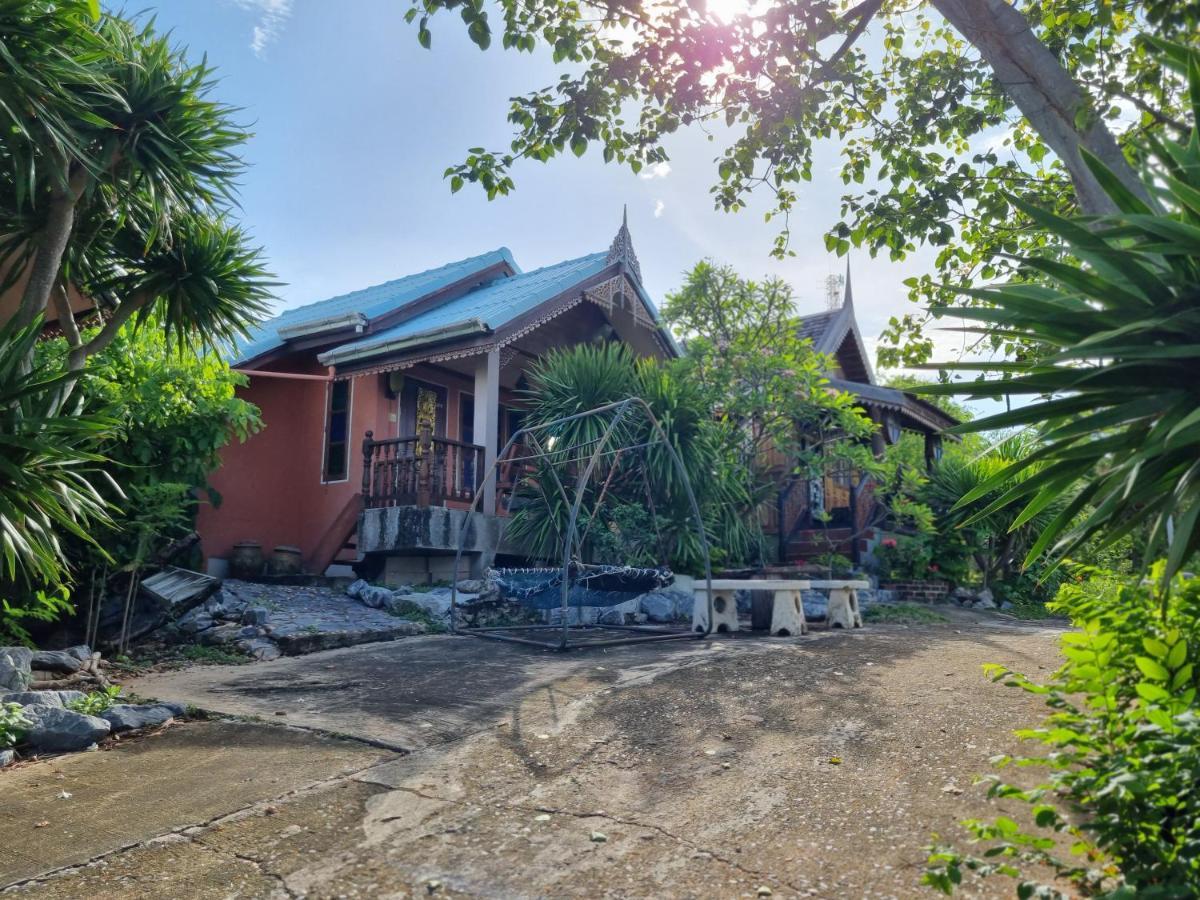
358,585,393,609
199,624,243,646
102,704,176,733
596,606,626,626
0,749,13,767
22,706,111,753
638,591,678,623
158,701,188,717
589,831,608,843
977,587,994,604
1,690,85,709
345,578,369,600
236,638,281,661
975,594,997,611
0,647,33,692
64,645,93,662
241,607,269,626
1000,601,1014,611
237,625,261,638
30,650,82,675
176,608,216,635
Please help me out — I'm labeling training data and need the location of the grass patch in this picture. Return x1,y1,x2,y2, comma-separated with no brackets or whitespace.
863,602,950,625
385,599,448,633
1003,597,1056,621
178,644,251,666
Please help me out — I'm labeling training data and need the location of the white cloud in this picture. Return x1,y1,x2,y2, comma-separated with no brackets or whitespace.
653,199,665,218
232,0,294,57
640,161,672,180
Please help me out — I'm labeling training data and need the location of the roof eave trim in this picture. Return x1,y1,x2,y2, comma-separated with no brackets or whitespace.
317,318,491,366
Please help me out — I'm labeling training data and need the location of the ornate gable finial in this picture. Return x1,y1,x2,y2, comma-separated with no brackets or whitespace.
607,204,643,283
842,259,854,309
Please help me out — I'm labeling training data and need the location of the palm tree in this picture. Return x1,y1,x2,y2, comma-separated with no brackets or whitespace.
0,3,273,381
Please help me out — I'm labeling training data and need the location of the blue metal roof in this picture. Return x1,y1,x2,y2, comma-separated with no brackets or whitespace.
231,247,517,365
320,251,609,363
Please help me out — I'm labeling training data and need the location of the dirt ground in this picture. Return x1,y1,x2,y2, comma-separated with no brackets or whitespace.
2,614,1065,899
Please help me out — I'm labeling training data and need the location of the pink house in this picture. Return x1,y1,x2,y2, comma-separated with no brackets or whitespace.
198,215,678,584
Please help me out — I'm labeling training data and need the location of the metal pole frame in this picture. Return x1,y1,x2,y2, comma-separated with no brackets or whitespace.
450,397,714,651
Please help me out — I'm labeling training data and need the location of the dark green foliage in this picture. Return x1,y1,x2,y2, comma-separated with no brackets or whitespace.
920,50,1200,586
874,535,934,582
925,566,1200,897
925,435,1065,596
0,588,73,647
0,701,28,750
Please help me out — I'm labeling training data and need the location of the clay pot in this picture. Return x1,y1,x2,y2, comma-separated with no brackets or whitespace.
230,541,264,579
269,545,303,576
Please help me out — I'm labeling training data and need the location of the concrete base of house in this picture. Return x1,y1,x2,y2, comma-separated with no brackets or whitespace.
357,505,505,582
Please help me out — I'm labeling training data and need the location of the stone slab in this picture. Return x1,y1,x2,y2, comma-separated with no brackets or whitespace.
0,720,389,887
127,634,719,751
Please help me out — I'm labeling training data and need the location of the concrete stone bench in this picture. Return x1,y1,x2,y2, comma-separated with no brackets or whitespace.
808,580,870,629
692,579,810,636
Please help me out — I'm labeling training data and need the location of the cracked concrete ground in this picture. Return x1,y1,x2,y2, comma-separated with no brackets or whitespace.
1,615,1064,898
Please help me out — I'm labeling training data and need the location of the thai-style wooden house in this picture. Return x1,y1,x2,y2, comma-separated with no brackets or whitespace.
761,268,958,565
196,218,954,583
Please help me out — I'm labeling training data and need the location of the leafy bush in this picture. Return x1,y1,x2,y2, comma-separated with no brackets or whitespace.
924,564,1200,896
814,552,854,578
67,686,122,717
0,702,29,750
0,589,74,647
875,535,935,581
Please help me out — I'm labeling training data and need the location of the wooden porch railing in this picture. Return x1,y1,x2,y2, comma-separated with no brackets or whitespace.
361,429,485,509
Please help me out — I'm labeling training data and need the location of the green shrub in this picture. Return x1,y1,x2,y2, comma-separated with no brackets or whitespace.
924,564,1200,896
0,589,74,647
874,535,934,581
0,702,29,750
66,686,122,717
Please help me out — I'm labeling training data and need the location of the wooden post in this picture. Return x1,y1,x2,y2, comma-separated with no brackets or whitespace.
361,430,374,505
416,423,433,507
924,433,942,473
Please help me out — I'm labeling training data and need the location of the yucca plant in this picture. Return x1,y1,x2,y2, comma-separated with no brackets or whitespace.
505,342,762,572
920,44,1200,585
0,317,116,590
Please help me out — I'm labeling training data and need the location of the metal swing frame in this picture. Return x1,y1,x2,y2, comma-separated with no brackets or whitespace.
450,397,714,651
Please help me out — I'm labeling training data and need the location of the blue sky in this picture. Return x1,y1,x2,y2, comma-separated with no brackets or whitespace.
137,0,948,373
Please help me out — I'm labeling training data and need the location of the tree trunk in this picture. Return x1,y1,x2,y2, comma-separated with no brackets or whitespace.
14,167,89,331
931,0,1151,215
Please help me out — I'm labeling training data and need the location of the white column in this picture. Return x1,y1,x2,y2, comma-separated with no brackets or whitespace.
473,349,500,514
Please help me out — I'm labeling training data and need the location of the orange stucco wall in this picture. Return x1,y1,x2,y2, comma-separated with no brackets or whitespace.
196,361,517,568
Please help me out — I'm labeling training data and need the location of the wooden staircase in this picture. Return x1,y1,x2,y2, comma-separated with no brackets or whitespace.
306,495,363,575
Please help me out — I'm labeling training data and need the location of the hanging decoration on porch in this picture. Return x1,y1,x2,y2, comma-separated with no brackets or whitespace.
450,398,715,651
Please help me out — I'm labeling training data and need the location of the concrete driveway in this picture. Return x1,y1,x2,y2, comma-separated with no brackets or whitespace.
2,616,1065,898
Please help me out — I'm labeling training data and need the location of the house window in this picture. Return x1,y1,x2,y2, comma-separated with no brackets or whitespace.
323,380,352,482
